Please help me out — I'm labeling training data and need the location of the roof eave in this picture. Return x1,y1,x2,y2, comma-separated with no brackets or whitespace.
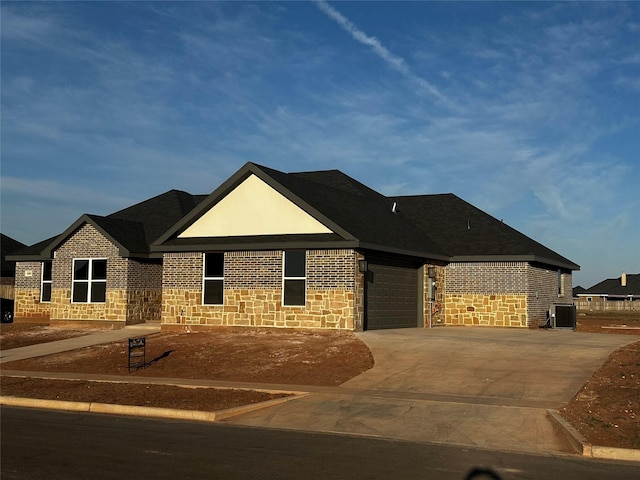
358,242,450,262
448,255,580,271
5,253,52,262
151,163,357,248
153,239,360,253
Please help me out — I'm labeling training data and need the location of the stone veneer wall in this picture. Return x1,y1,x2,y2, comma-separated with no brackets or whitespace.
444,262,529,327
423,264,446,327
14,262,51,322
38,223,163,326
125,259,163,324
444,261,574,327
51,224,127,324
162,249,358,330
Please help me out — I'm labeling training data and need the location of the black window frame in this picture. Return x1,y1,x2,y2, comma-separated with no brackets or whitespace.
41,260,52,303
72,258,107,303
203,252,224,305
283,250,306,307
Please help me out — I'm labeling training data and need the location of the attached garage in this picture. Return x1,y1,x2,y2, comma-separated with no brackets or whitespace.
364,257,422,330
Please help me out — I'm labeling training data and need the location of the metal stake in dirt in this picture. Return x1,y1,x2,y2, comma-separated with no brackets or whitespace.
128,337,146,373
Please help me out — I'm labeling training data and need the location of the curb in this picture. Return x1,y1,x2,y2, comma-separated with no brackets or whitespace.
0,394,303,423
547,410,640,462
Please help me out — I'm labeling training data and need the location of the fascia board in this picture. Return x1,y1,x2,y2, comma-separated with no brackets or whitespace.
357,242,450,262
152,162,356,248
154,239,359,253
152,166,254,247
449,254,580,271
43,215,132,258
250,166,356,241
5,253,52,262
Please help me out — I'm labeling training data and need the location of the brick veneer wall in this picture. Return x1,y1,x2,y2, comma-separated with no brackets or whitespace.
51,224,126,324
16,223,163,327
162,249,358,330
444,261,574,327
527,265,573,325
445,262,529,327
14,262,50,322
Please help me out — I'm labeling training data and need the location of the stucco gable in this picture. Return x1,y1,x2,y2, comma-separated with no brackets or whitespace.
178,174,333,238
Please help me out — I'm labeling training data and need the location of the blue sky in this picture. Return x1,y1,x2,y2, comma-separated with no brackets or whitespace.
1,1,638,288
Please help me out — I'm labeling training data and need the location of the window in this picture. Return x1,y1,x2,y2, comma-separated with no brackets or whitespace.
557,269,564,295
41,261,52,302
203,253,224,305
72,259,107,303
283,250,306,306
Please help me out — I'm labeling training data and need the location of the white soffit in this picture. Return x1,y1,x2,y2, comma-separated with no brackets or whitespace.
179,174,333,238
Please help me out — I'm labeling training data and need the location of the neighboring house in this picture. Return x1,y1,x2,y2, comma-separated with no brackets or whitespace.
9,191,205,326
572,286,587,297
575,273,640,312
10,163,579,330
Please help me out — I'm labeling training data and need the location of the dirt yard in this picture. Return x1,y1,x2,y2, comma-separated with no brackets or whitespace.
1,327,373,411
1,311,639,449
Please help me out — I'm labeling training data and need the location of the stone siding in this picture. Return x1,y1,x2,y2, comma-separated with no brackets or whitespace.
444,261,574,327
445,262,530,327
162,249,357,330
445,293,528,327
14,262,50,322
14,223,163,326
423,263,446,327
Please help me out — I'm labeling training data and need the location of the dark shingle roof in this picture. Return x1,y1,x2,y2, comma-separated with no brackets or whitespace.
154,162,578,270
9,163,579,270
582,274,640,296
8,190,206,260
392,194,579,269
1,233,27,276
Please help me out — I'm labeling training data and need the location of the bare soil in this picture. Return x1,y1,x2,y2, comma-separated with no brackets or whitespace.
1,327,373,412
2,312,639,449
0,323,91,350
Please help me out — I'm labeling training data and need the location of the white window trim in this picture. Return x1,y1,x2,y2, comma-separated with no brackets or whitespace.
71,258,107,304
41,261,52,303
202,253,224,305
282,250,306,307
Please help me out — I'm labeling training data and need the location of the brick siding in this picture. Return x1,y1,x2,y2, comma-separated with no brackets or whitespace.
444,261,573,327
14,262,50,322
15,223,163,326
162,249,358,330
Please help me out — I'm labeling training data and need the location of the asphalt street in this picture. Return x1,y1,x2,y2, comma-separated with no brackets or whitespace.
2,407,638,480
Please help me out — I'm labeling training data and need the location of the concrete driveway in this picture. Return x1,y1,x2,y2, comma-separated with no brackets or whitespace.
224,327,635,454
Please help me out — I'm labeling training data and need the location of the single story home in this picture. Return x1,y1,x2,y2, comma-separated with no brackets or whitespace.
9,162,579,330
575,273,640,312
1,233,27,322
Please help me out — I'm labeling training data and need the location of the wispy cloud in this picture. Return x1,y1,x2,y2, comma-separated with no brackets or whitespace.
313,0,450,106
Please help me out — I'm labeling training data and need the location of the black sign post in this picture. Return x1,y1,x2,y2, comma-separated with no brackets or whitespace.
128,337,146,372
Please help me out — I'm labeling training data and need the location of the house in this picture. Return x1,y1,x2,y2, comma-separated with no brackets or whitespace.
9,190,205,326
575,273,640,312
1,233,27,296
1,233,27,322
9,162,579,330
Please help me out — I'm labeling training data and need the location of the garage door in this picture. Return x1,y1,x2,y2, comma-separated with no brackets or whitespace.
365,260,420,330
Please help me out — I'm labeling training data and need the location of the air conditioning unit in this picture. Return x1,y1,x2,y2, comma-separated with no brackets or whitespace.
549,303,576,330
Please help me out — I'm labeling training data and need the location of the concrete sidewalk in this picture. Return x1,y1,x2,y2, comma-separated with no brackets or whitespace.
0,323,160,364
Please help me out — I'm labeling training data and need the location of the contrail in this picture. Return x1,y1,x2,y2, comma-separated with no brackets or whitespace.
314,0,449,105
